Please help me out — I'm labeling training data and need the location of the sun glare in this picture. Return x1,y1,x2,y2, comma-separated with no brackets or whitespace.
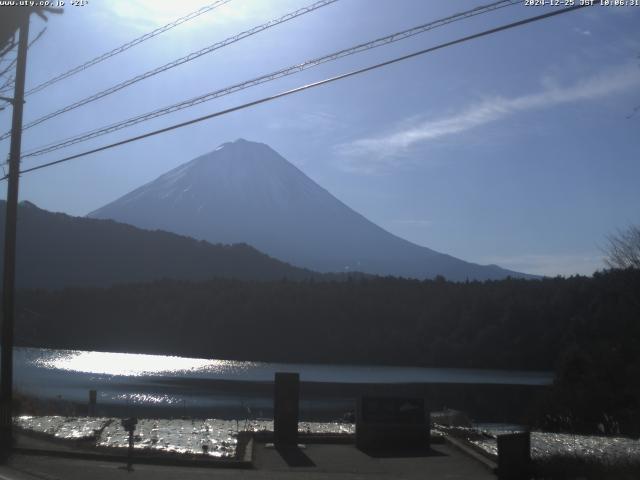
107,0,276,29
36,350,243,377
112,0,213,25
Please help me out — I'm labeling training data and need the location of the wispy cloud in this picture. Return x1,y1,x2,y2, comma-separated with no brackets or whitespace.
337,63,640,172
481,252,604,277
573,27,592,36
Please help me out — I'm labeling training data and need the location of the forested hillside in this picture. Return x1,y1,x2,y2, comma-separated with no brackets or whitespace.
14,270,637,369
0,201,319,288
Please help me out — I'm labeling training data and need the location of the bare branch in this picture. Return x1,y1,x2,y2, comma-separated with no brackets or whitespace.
0,39,16,59
604,225,640,270
0,56,17,79
0,27,46,95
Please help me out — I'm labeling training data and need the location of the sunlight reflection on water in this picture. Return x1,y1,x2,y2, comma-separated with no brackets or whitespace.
34,350,255,377
114,393,182,405
26,347,553,384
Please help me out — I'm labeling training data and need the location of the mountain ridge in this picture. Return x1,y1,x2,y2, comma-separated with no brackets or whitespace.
0,200,323,289
89,138,535,281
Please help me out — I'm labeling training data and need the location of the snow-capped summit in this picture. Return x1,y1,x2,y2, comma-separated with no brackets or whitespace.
89,139,531,280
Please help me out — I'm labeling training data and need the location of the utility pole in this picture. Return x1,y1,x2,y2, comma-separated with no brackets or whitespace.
1,9,30,458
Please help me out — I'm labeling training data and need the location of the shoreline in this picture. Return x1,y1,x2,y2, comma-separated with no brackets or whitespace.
16,380,548,424
13,414,640,477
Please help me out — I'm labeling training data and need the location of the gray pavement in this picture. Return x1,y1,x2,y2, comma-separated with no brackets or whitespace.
0,442,496,479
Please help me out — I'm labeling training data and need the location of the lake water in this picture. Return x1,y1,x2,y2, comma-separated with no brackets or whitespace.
14,347,553,415
13,352,634,468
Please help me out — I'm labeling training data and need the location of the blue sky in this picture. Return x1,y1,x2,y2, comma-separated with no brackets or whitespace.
1,0,638,277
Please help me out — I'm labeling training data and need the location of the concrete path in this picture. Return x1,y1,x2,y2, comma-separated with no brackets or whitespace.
0,442,496,479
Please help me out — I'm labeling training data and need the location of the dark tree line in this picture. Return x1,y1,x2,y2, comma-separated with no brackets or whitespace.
14,270,639,370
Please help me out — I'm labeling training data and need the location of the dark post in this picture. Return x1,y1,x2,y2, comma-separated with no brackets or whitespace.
273,372,299,445
88,389,97,417
121,417,137,471
127,429,134,469
1,10,31,457
497,431,531,480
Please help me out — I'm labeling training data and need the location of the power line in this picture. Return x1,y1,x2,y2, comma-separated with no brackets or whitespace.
0,27,46,94
0,0,339,142
23,0,233,97
20,0,519,159
0,58,17,84
0,40,16,60
2,3,591,182
0,73,15,94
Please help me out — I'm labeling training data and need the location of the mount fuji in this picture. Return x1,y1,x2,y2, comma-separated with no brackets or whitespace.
89,139,532,281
